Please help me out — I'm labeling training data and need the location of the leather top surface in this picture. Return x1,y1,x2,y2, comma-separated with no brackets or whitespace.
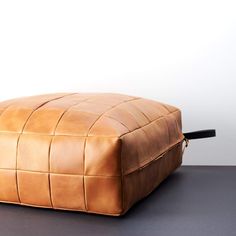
0,93,182,138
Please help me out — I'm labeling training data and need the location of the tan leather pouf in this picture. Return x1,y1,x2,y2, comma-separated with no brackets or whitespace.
0,93,197,216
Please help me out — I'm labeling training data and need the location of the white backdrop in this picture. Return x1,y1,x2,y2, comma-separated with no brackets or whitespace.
0,0,235,165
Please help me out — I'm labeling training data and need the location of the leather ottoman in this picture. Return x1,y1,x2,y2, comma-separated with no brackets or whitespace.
0,93,185,216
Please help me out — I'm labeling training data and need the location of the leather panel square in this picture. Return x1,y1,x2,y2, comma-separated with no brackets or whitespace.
0,133,19,169
50,136,85,175
0,169,19,202
85,176,122,214
51,174,85,210
17,134,51,172
85,137,121,176
18,171,51,207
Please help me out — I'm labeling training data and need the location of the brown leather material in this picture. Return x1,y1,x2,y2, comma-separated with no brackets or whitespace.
0,93,184,216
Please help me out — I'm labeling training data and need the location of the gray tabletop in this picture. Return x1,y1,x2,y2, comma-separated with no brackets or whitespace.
0,166,235,236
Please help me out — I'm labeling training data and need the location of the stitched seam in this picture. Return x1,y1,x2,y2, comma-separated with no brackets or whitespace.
46,96,94,208
171,110,183,134
0,140,184,177
1,100,165,140
105,99,150,130
0,110,181,138
36,94,81,207
119,110,182,176
6,170,120,177
119,109,180,138
15,93,74,204
129,99,152,122
118,138,124,213
102,105,143,211
82,97,139,211
0,94,71,203
124,139,184,175
0,101,21,198
87,97,140,135
0,132,120,138
161,104,184,141
0,102,18,117
161,103,172,113
164,116,171,146
82,137,88,210
122,144,183,216
116,104,175,211
79,98,137,211
0,201,121,216
104,114,133,131
47,138,54,207
161,104,181,143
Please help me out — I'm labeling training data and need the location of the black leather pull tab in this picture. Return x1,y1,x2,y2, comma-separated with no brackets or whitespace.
183,129,216,140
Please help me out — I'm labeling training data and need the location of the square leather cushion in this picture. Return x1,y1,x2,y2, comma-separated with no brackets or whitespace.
0,93,184,216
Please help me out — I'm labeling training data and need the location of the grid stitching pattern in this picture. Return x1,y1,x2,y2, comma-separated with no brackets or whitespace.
14,94,75,203
81,97,140,210
0,93,184,215
0,138,183,177
46,95,97,207
118,109,179,138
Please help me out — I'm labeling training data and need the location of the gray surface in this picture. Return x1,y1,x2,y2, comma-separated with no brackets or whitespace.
0,166,235,236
